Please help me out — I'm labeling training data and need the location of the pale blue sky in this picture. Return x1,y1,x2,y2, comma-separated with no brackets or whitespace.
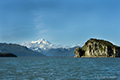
0,0,120,46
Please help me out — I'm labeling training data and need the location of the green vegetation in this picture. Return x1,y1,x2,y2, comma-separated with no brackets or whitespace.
82,53,86,56
76,38,120,57
87,38,119,48
82,38,120,51
99,46,104,51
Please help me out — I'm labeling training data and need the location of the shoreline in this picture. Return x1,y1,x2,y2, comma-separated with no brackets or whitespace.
74,56,117,58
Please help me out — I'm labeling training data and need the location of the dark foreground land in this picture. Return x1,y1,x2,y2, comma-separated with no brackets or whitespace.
0,53,17,57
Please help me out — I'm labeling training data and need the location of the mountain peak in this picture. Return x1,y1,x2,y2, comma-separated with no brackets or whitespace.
31,39,50,44
21,39,81,53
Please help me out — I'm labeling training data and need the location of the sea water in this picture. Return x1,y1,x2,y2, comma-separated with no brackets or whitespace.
0,57,120,80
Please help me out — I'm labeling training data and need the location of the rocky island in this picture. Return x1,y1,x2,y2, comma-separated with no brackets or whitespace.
74,38,120,58
0,53,17,57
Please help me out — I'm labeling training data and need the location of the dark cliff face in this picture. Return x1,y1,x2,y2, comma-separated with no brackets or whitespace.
74,47,84,58
74,38,120,58
0,53,17,57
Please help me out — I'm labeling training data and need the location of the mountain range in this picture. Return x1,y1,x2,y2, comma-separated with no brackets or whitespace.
1,38,120,57
0,39,79,57
21,39,78,56
0,43,45,57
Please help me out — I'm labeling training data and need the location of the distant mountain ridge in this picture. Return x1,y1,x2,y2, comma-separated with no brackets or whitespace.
0,43,45,57
21,39,79,56
43,47,77,56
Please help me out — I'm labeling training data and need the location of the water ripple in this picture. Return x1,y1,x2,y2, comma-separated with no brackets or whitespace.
0,57,120,80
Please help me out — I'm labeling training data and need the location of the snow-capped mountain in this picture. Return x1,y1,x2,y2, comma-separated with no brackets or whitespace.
21,39,53,51
21,39,80,56
21,39,67,52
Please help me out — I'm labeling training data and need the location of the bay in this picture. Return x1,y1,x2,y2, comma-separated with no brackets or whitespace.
0,57,120,80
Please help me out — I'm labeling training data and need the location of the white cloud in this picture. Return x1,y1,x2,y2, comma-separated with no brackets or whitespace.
35,23,44,29
33,11,45,29
33,12,49,35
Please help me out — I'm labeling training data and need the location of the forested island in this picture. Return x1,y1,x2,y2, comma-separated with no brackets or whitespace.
74,38,120,58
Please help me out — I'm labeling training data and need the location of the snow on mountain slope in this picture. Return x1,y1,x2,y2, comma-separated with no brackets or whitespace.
21,39,54,51
21,39,81,54
21,39,66,52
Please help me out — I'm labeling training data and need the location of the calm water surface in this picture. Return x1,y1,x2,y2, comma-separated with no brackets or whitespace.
0,57,120,80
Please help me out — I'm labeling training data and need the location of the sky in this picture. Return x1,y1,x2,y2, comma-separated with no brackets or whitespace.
0,0,120,46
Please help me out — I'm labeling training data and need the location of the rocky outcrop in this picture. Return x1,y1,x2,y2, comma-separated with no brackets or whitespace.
74,47,84,58
74,38,120,58
74,47,81,58
0,53,17,57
